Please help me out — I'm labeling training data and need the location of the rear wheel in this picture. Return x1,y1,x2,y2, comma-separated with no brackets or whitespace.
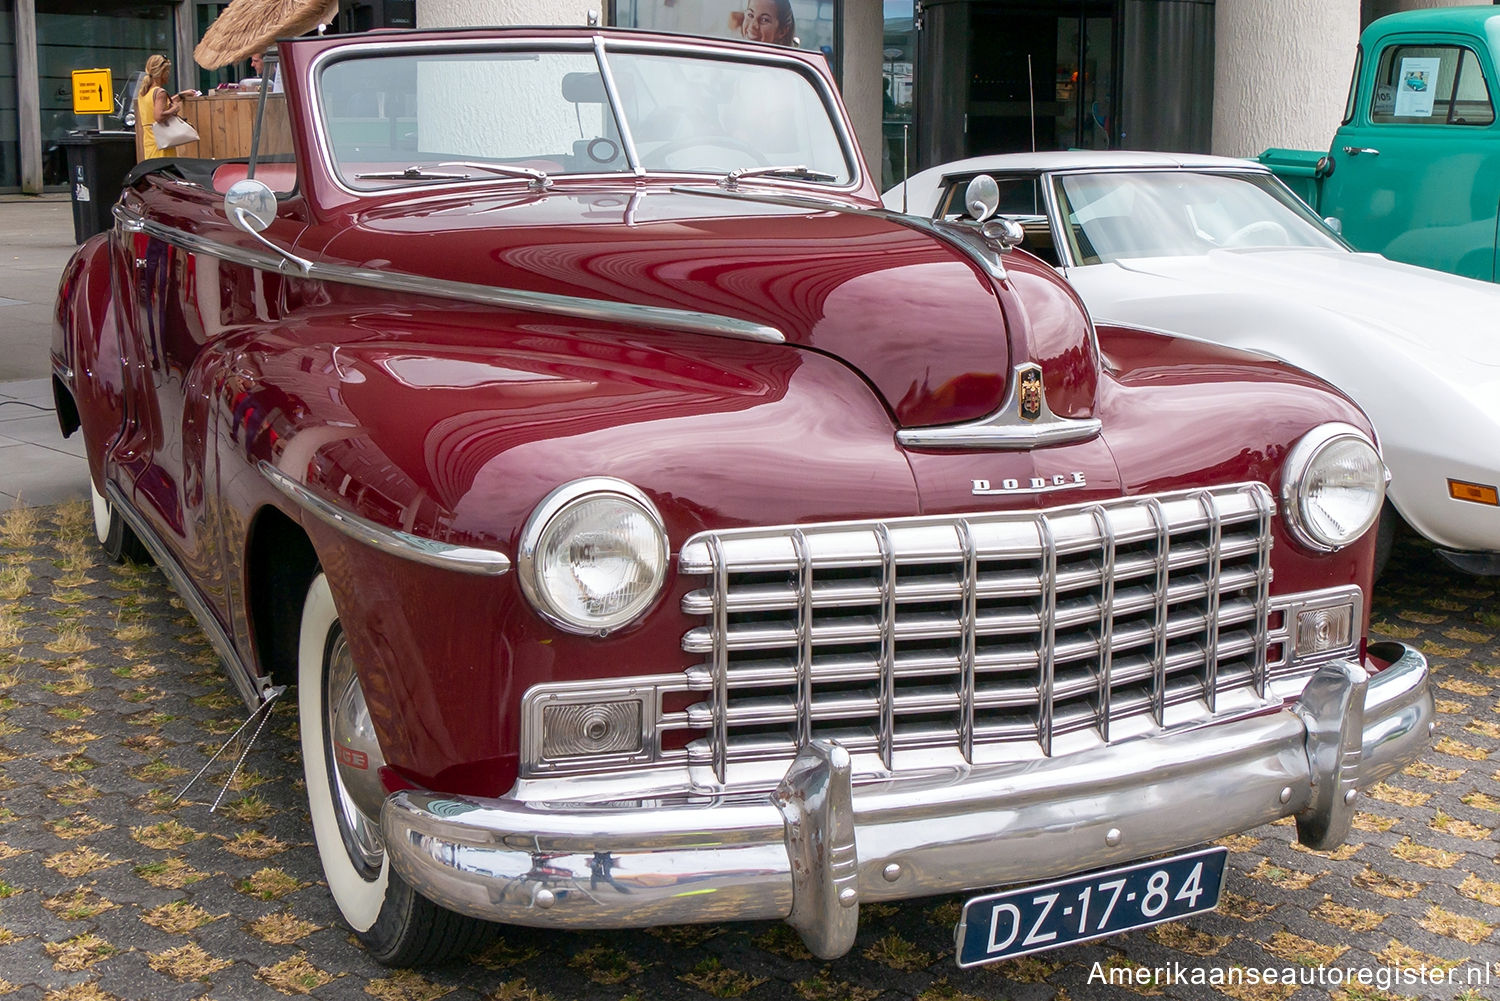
90,480,148,564
298,573,495,965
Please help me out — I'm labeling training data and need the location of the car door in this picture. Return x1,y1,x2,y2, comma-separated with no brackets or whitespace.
1323,33,1500,280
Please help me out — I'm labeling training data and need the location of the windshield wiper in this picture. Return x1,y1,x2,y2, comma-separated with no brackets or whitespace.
353,162,552,190
720,165,838,189
354,166,471,181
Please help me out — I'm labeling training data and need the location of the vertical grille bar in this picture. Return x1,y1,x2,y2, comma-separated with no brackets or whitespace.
1037,515,1058,756
1199,490,1222,712
1088,505,1116,742
708,535,730,784
1249,485,1274,697
791,529,814,748
1143,497,1170,727
875,524,897,770
955,519,978,763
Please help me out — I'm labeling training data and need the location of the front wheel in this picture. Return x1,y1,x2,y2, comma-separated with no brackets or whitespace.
298,573,495,965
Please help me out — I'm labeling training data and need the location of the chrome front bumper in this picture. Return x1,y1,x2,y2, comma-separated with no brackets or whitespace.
382,644,1431,959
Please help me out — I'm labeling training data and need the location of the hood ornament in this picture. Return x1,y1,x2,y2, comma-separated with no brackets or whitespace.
898,361,1100,451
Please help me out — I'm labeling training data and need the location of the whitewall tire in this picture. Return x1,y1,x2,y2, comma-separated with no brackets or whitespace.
297,572,495,965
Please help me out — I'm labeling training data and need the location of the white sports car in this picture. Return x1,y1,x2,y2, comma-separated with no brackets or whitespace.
886,151,1500,575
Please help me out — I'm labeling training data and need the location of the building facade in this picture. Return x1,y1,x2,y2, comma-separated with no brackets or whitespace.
0,0,1482,193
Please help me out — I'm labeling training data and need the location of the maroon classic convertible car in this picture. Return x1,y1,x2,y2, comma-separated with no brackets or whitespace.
53,26,1432,967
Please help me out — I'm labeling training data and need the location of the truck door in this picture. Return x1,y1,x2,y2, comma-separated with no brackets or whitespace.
1324,36,1500,281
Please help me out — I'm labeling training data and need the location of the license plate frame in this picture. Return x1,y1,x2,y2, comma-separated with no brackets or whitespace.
955,845,1229,968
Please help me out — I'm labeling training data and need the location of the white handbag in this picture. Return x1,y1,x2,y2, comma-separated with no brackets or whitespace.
153,115,199,150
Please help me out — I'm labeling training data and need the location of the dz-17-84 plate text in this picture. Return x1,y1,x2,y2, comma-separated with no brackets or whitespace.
955,846,1229,968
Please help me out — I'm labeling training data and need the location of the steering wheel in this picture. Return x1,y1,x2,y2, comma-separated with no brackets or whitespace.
1223,220,1289,247
643,136,767,170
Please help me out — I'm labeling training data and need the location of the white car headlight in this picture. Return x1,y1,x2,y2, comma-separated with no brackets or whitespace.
1281,423,1386,552
519,478,668,635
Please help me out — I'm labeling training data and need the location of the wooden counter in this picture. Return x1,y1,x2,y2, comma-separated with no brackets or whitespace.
137,92,293,162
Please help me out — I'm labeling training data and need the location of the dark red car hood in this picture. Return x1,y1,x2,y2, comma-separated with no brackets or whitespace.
310,186,1098,428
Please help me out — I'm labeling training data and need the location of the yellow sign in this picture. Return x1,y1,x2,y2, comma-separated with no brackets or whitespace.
72,68,114,115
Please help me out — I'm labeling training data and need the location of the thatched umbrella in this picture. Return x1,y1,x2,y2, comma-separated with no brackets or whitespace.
194,0,340,70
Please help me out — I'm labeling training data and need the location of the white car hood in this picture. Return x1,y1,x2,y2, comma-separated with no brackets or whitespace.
1075,248,1500,369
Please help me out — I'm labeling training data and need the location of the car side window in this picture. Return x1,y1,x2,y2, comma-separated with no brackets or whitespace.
936,175,1044,218
1369,43,1494,126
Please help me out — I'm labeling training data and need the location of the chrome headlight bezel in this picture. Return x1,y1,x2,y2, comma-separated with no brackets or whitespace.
1280,422,1386,553
518,477,669,636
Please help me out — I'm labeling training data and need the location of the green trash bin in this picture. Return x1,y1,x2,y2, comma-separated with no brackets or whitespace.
58,131,138,243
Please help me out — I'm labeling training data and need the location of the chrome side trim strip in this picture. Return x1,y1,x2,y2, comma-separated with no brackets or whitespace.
112,205,786,345
896,362,1102,450
103,481,266,710
259,461,511,576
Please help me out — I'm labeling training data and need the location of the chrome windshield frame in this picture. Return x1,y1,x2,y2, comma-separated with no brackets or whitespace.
305,33,865,200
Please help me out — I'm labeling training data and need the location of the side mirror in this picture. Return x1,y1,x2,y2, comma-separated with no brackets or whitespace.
965,174,1000,222
1323,216,1343,235
225,178,277,233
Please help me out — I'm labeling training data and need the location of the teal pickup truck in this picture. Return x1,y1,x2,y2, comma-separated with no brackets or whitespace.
1261,5,1500,281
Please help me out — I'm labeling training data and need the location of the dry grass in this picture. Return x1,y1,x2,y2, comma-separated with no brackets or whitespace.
42,848,118,878
46,623,96,655
139,901,222,934
237,867,306,901
44,932,119,972
42,887,116,921
247,912,319,945
222,830,289,860
256,954,334,994
0,507,44,550
1417,905,1494,944
0,565,28,601
147,942,232,981
133,857,210,889
130,820,202,850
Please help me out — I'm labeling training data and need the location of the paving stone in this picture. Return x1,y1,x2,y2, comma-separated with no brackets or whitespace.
0,503,1496,1000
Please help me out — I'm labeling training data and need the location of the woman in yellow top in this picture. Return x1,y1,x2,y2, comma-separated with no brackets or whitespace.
138,54,183,158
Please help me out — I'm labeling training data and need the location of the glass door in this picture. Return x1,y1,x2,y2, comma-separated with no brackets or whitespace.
966,0,1115,153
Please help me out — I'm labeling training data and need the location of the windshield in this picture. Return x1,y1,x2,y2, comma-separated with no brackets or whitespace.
1052,171,1345,265
316,44,854,189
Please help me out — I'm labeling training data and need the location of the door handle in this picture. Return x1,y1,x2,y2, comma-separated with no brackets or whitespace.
1342,146,1380,156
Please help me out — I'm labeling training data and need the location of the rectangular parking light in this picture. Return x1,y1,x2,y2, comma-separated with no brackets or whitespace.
1295,602,1354,660
1447,478,1499,506
541,699,644,759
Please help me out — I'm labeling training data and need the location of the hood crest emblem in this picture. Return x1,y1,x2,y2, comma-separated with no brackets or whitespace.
1018,366,1044,422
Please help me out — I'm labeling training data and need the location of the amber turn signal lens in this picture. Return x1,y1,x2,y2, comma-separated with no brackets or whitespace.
1447,479,1499,506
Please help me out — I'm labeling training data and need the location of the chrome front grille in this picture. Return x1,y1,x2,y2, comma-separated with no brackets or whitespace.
676,484,1276,782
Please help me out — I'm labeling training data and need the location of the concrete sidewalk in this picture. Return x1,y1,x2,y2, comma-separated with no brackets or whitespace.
0,195,91,510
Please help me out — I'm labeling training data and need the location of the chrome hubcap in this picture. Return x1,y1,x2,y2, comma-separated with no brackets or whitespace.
325,630,385,875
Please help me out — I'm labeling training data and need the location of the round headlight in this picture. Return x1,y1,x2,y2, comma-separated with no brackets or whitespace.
519,478,668,635
1281,423,1386,552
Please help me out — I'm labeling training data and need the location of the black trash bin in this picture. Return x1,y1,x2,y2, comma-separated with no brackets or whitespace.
57,131,138,244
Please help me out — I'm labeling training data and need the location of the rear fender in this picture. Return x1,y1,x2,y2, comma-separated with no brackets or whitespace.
52,232,128,485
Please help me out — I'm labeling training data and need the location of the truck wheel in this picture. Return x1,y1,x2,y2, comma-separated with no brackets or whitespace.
298,573,495,966
90,480,149,564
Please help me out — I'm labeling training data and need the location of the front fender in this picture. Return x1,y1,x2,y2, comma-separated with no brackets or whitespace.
221,306,921,795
